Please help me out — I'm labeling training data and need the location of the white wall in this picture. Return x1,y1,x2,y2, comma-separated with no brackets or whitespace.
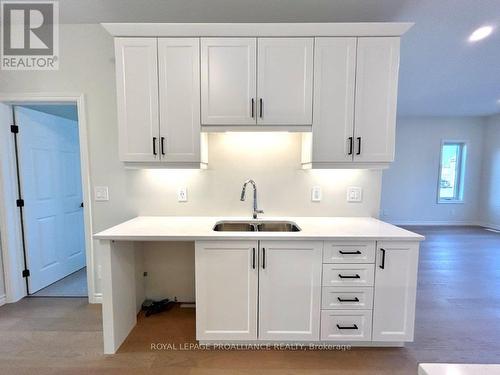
0,24,381,301
480,115,500,229
381,117,485,225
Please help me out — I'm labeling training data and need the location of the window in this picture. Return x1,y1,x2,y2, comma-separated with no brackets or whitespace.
438,142,467,203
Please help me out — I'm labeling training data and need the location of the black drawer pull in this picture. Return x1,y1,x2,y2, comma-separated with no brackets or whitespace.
337,324,358,330
348,137,353,155
152,137,157,156
339,250,362,255
252,248,256,269
337,297,360,303
356,137,362,155
338,274,360,279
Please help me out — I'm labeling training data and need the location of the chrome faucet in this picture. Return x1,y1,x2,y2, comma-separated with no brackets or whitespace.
240,179,264,219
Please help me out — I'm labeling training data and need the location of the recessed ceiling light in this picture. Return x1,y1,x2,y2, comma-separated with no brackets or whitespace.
468,25,494,42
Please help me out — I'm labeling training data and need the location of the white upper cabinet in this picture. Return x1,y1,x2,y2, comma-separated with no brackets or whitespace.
311,38,356,162
258,241,322,341
353,37,400,163
201,38,257,125
257,38,314,125
115,38,159,162
372,241,419,341
158,38,201,162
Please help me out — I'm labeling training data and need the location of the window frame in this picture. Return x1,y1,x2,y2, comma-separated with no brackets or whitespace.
437,140,467,204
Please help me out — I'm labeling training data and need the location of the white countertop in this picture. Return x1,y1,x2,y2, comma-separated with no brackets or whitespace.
94,216,424,241
419,363,500,375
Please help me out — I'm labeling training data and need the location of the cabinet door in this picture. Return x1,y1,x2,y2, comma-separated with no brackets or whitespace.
115,38,159,162
312,38,356,162
195,241,258,341
372,241,419,341
201,38,257,125
353,37,400,162
158,38,201,162
257,38,313,125
259,241,322,341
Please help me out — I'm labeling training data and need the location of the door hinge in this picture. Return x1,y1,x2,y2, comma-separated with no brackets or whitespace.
16,199,24,207
10,125,19,133
22,269,30,278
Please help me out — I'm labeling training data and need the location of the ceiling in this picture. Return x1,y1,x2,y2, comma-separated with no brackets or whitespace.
58,0,500,116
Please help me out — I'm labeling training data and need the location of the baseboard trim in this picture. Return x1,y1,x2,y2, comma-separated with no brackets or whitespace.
477,222,500,231
91,293,102,304
0,294,6,307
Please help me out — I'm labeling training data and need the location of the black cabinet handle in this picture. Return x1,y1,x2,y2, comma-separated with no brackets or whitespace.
348,137,353,155
262,247,266,269
339,250,361,255
259,98,263,118
380,248,386,269
337,297,360,302
356,137,362,155
153,137,157,155
336,324,358,330
252,248,256,269
251,98,255,118
338,274,360,279
160,137,166,156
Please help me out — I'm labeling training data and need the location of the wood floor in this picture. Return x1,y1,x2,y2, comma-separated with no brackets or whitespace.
0,226,499,374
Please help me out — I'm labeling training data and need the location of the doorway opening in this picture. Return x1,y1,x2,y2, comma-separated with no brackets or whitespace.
3,102,88,298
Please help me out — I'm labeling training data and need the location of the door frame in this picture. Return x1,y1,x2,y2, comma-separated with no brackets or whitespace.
0,93,97,303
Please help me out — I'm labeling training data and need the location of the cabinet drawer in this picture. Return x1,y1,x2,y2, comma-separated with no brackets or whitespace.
323,241,375,263
320,310,372,341
321,287,373,310
322,264,374,287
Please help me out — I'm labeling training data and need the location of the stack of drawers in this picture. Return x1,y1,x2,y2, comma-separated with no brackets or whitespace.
320,241,376,341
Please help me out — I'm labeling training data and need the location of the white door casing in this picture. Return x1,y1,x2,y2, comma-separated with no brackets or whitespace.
201,38,257,125
372,241,419,341
195,240,258,340
115,38,160,161
258,240,322,341
17,107,86,293
257,38,313,125
158,38,201,162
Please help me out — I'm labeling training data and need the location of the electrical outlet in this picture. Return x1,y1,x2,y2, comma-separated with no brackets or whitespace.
94,186,109,201
177,187,188,202
347,187,362,202
311,186,322,202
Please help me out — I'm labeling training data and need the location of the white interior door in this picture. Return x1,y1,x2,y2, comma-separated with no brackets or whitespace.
115,38,160,161
257,38,313,125
17,106,86,293
258,241,322,341
158,38,201,162
353,37,400,162
195,241,258,341
312,37,357,162
372,241,419,341
201,38,257,125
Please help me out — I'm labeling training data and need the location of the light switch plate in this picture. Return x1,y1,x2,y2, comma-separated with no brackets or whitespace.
177,187,188,202
94,186,109,201
311,186,322,202
347,186,362,202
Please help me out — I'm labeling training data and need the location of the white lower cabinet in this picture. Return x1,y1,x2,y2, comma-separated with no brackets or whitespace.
195,239,419,344
321,310,372,341
258,241,322,341
372,242,419,341
195,241,258,340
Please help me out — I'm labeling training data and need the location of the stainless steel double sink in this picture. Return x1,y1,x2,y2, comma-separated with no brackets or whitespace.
213,220,301,232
